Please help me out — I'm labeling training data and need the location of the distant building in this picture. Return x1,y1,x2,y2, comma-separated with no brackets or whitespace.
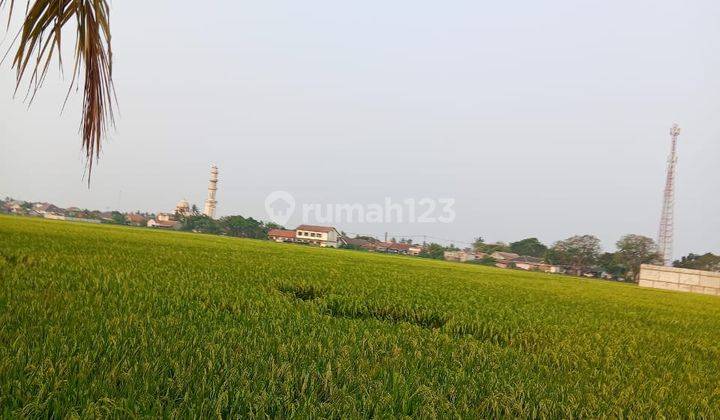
126,213,147,226
340,237,377,250
495,255,564,273
408,245,424,256
33,202,62,215
175,199,192,217
490,251,519,261
509,256,544,270
147,219,180,229
7,202,24,213
295,225,340,247
157,213,175,222
376,242,412,254
444,250,477,262
268,229,296,243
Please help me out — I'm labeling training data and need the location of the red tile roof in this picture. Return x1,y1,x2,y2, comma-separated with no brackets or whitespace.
268,229,296,239
296,225,336,233
126,213,146,223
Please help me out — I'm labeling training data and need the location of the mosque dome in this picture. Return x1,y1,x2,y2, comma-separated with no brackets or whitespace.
175,199,191,215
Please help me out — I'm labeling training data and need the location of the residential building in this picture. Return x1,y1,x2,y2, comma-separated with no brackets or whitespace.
295,225,341,248
375,242,411,255
444,250,477,262
33,202,62,215
495,255,564,273
147,219,180,229
511,256,544,270
7,202,24,213
340,236,377,250
268,229,296,243
157,213,175,222
126,213,147,226
408,245,424,256
490,251,519,261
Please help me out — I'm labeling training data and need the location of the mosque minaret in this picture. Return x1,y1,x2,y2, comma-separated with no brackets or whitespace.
203,165,219,218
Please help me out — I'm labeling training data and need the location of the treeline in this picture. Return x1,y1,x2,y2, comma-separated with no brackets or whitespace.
178,215,282,239
422,234,678,282
674,253,720,272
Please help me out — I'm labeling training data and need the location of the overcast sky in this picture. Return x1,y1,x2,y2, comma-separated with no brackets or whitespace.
1,0,719,257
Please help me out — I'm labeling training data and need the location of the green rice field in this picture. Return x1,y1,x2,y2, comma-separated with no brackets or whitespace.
1,215,719,417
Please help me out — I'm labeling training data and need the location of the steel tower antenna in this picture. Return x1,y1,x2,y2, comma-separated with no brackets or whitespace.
657,123,681,266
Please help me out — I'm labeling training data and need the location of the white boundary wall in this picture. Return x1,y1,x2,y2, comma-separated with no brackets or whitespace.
638,264,720,296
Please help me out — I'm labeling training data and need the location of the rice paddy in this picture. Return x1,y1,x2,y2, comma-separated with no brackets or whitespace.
1,215,719,417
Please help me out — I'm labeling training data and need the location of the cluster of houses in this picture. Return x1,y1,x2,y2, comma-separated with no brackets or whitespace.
268,225,424,255
4,198,571,276
269,224,566,274
1,199,151,226
443,249,564,274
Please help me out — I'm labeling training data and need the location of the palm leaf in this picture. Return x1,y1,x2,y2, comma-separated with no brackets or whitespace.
1,0,114,181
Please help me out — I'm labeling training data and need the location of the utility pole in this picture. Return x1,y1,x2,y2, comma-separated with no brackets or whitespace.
657,123,680,266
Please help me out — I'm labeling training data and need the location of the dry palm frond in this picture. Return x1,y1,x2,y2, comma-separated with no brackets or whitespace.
1,0,114,182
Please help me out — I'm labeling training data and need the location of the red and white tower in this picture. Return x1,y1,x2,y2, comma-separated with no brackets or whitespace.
657,124,680,266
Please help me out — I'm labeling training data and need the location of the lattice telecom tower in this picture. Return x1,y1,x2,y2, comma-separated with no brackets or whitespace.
657,124,681,266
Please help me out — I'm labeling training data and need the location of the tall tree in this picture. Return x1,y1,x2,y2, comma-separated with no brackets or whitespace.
509,237,548,258
550,235,602,275
180,215,221,234
472,237,485,252
1,0,114,179
419,243,445,260
597,252,627,280
219,215,267,239
615,234,660,282
480,242,511,254
674,253,720,272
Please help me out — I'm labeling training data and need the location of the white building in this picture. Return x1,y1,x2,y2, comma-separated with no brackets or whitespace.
295,225,341,248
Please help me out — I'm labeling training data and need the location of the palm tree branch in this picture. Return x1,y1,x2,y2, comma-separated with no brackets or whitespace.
1,0,114,182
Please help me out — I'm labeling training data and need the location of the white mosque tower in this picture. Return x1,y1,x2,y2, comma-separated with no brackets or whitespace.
203,165,219,218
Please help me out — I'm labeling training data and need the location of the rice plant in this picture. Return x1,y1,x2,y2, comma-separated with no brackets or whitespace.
1,215,719,417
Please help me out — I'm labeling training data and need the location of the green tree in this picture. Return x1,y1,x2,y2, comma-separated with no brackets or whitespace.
509,238,548,258
550,235,602,275
615,234,660,282
109,211,126,225
674,253,720,272
219,216,267,239
478,242,511,254
472,237,485,252
265,222,286,230
180,215,221,234
597,252,627,280
419,243,445,260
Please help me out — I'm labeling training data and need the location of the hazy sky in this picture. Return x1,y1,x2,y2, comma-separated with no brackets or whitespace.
1,0,719,257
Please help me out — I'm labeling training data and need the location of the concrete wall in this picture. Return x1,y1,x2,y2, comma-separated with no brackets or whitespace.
638,264,720,296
